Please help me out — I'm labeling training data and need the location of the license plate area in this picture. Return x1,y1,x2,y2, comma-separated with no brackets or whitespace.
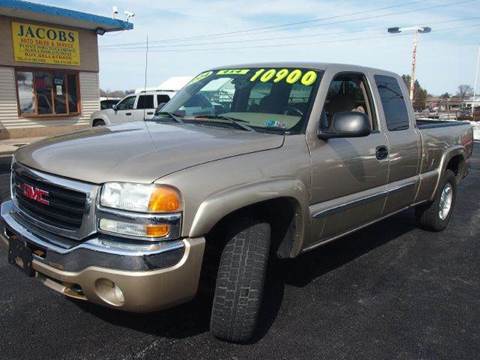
8,234,34,277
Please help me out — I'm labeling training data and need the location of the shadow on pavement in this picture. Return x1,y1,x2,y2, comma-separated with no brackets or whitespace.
72,208,417,343
74,295,212,339
281,209,417,288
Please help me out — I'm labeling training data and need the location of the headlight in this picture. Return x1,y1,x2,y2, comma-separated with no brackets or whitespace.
98,183,182,240
100,183,181,213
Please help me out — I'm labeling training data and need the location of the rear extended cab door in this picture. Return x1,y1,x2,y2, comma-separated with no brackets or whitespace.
133,94,156,121
371,73,422,214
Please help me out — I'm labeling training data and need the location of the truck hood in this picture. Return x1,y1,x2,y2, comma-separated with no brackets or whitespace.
15,121,284,184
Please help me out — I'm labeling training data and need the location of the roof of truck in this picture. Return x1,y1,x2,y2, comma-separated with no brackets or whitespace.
211,62,399,77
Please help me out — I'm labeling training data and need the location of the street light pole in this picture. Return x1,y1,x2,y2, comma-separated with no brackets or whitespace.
473,46,480,116
410,31,419,101
388,26,431,102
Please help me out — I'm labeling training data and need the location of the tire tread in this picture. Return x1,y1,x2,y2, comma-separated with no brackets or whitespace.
210,217,271,343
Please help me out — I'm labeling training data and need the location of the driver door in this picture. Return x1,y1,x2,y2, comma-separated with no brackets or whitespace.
114,95,136,123
307,71,389,248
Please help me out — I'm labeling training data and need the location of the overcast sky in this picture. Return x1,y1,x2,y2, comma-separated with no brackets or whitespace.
34,0,480,95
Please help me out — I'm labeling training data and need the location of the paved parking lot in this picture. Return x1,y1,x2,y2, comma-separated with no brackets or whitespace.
0,144,479,360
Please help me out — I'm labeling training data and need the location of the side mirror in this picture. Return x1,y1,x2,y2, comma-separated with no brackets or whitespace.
318,112,371,140
112,104,117,112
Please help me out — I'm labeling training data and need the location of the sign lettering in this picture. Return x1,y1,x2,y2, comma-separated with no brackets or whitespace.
12,22,80,66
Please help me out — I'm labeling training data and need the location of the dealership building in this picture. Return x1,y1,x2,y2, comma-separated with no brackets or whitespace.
0,0,132,139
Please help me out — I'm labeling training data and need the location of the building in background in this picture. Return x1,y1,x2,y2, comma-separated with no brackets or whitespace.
0,0,132,139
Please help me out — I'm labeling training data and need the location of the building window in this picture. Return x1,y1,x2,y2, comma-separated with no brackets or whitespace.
16,70,80,116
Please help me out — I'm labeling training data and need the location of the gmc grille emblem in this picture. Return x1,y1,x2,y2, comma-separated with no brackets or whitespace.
19,183,49,205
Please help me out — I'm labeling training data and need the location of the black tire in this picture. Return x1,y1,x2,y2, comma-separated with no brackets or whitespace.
92,119,105,127
210,217,271,343
415,169,457,231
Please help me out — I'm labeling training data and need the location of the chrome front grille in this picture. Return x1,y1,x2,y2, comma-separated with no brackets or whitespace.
13,168,86,230
11,163,99,240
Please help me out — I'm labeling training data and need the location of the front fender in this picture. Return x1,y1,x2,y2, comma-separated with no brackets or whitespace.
188,179,310,256
90,111,112,126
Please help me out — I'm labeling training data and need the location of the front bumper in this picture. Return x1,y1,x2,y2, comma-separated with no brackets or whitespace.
1,200,205,312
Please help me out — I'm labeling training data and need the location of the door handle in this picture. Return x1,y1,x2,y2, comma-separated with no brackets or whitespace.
125,112,132,116
146,112,154,115
376,145,389,160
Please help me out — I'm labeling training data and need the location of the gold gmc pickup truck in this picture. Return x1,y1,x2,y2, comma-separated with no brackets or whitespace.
1,63,474,343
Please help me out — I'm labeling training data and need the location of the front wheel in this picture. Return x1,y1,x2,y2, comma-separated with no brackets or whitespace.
210,217,271,343
415,169,457,231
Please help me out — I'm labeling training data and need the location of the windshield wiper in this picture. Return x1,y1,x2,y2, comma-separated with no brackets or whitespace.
193,115,255,132
153,112,184,123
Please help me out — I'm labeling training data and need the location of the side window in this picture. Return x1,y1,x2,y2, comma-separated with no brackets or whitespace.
157,95,170,106
374,75,409,131
116,96,136,110
322,73,376,130
136,95,154,109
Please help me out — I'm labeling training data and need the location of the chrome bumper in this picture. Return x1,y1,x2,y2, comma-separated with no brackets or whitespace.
1,200,206,312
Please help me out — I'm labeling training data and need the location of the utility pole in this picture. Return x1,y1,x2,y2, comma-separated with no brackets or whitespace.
388,26,431,101
473,46,480,116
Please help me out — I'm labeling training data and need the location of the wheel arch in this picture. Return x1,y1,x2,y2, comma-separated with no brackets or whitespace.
189,179,310,258
431,146,466,199
92,118,106,127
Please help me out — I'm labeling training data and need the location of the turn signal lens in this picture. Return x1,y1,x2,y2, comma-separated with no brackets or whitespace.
146,224,170,237
99,219,170,239
148,186,181,213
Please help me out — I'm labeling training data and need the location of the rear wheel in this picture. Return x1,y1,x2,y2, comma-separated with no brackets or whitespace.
415,169,457,231
210,217,271,343
92,119,105,127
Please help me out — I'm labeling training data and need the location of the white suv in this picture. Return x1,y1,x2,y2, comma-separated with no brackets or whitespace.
90,91,173,127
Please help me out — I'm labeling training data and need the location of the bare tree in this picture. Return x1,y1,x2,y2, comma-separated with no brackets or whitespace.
457,85,473,100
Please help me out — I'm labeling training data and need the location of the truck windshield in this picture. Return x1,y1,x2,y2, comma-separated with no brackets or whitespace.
160,68,322,134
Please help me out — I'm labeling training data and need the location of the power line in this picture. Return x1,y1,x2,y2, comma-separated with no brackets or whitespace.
101,0,433,48
103,15,480,51
101,22,480,54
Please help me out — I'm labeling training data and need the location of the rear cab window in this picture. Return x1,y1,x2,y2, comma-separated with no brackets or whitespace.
157,95,171,106
374,75,410,131
136,95,155,109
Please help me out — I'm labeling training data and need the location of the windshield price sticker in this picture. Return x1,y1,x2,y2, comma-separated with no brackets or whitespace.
216,69,250,75
250,68,318,86
189,71,214,84
190,68,317,86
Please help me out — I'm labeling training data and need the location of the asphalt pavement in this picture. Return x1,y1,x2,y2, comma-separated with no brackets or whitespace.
0,145,479,360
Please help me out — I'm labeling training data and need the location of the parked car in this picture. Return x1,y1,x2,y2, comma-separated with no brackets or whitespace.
474,106,480,121
90,90,173,127
100,97,121,110
2,63,473,344
90,77,192,127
